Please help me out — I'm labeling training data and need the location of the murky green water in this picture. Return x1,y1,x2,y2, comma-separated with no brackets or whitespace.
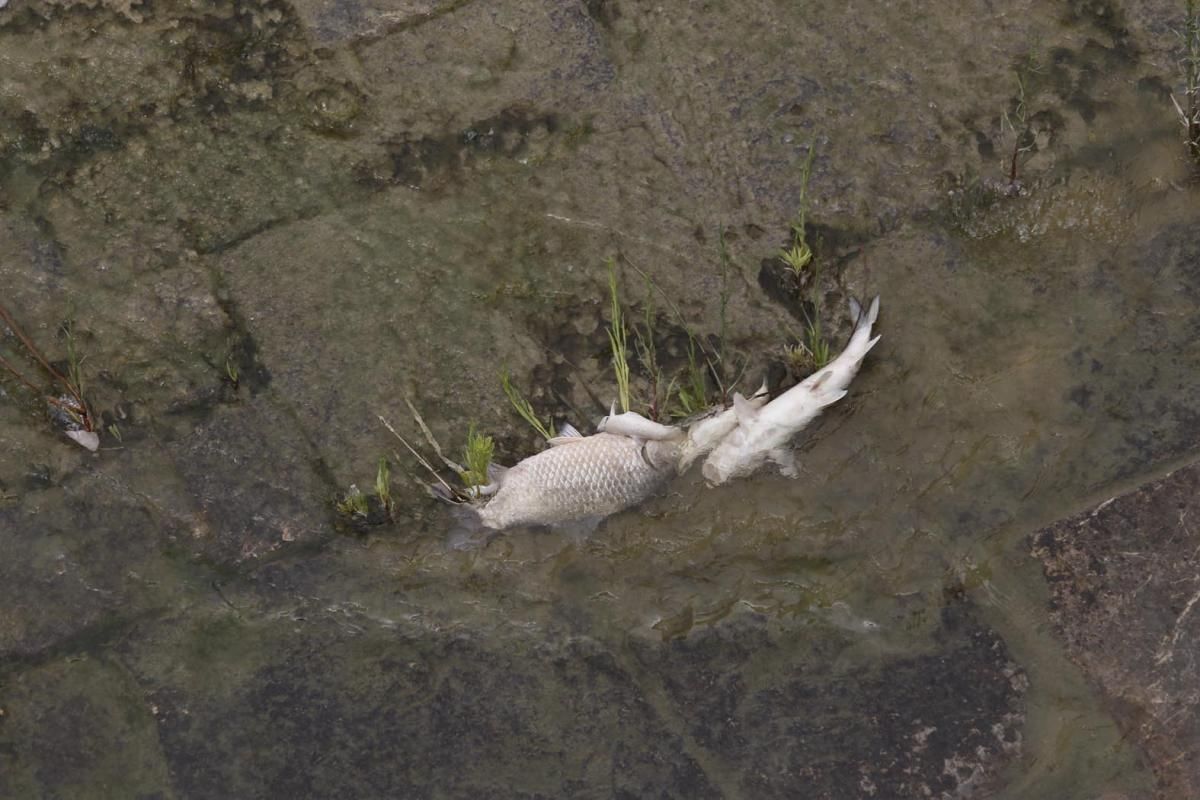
2,0,1198,796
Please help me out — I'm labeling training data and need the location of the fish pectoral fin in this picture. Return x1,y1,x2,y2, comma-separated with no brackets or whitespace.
732,392,760,425
767,447,798,478
486,463,509,484
822,388,848,407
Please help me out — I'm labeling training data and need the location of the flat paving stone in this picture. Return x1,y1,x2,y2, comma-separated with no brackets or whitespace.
1032,460,1200,798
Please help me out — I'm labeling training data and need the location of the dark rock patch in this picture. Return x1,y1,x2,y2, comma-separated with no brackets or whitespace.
1031,460,1200,797
631,603,1026,798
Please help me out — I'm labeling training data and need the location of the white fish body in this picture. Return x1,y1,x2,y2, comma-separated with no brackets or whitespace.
676,382,768,472
701,296,880,485
475,432,680,530
598,409,685,442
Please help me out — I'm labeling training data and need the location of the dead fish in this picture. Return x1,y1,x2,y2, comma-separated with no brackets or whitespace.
468,429,682,531
701,296,880,485
597,385,771,475
675,381,768,472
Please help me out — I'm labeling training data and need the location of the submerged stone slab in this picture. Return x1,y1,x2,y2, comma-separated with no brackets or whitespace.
1031,460,1200,797
631,601,1026,799
162,396,339,568
0,656,171,798
0,484,180,661
113,611,723,799
51,570,1022,799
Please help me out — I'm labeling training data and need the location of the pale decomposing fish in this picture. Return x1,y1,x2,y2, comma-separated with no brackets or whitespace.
449,297,880,533
701,296,880,484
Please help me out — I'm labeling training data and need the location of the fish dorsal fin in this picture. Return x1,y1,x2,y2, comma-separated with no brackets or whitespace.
732,392,760,425
547,422,583,446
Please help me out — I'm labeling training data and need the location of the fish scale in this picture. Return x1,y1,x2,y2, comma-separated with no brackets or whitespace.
476,432,680,530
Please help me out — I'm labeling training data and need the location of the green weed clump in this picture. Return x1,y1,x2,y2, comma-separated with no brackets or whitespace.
333,458,395,521
336,484,369,517
784,317,832,378
459,423,494,492
779,240,813,276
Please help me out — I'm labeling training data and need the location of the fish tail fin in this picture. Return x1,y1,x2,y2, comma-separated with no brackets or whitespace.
427,483,496,549
846,295,880,353
850,295,880,332
835,295,881,378
444,502,496,550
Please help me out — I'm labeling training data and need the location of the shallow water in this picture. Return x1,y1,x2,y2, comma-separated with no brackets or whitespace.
2,0,1199,796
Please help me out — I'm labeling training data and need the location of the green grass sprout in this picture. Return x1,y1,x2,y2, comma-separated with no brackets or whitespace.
791,141,816,241
776,140,818,287
631,285,667,420
620,253,739,412
606,258,632,414
669,339,711,418
375,457,393,515
501,369,556,440
805,318,832,369
717,227,732,366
